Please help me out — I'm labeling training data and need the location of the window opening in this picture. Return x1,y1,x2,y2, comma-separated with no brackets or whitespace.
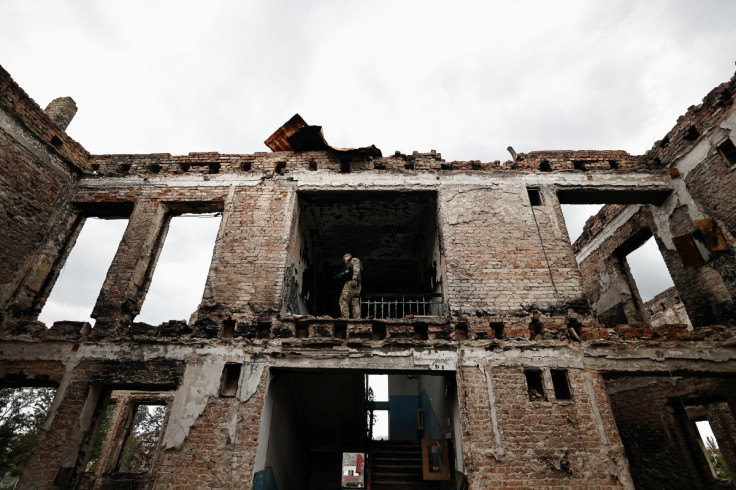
116,403,167,473
368,375,388,402
551,370,572,400
135,213,221,325
371,410,389,441
625,236,692,326
539,160,551,171
718,139,736,166
573,160,587,171
625,237,673,302
85,402,116,472
524,370,546,401
560,204,603,243
695,420,732,481
0,387,56,485
219,363,242,397
285,192,443,318
527,188,542,206
39,218,128,327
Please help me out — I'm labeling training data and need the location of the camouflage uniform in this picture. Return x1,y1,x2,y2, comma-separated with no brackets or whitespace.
339,257,362,318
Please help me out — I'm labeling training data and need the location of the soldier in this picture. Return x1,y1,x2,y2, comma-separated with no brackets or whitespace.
338,253,362,318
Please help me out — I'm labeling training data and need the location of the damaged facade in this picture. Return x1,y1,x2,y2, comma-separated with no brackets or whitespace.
1,62,735,489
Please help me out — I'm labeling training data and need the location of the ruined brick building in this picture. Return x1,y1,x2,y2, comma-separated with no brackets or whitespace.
1,62,736,489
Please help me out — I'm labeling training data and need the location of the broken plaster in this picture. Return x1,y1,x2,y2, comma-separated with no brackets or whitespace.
479,364,504,459
163,359,263,450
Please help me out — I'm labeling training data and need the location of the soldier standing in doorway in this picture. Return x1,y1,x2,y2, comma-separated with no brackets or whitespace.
338,253,362,318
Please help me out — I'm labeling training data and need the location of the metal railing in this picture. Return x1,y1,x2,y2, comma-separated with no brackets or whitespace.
360,293,443,319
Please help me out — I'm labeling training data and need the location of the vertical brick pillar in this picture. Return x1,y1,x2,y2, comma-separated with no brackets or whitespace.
92,201,169,329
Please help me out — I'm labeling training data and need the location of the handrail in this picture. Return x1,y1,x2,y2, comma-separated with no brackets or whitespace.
360,293,444,319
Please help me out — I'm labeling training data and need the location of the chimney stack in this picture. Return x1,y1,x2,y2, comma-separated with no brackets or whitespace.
44,97,78,130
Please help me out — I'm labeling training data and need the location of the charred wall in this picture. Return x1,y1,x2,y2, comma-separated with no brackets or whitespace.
0,67,87,319
0,64,735,489
606,375,736,489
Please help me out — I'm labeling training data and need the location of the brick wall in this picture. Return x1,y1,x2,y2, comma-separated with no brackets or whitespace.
458,366,628,488
607,376,736,489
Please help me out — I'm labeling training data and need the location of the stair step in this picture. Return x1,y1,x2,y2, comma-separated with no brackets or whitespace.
370,441,438,489
372,481,438,489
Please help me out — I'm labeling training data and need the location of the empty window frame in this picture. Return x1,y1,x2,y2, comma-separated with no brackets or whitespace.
694,419,733,481
0,387,56,484
524,370,546,401
85,402,116,472
551,370,572,400
625,237,675,303
135,212,221,325
622,234,693,326
367,375,390,440
219,363,242,397
39,218,128,326
717,138,736,166
527,188,543,206
559,204,603,243
116,403,167,473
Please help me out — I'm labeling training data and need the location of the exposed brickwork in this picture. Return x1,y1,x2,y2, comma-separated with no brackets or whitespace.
645,286,692,327
155,368,267,488
0,66,88,169
458,366,627,488
572,204,625,254
44,97,78,131
607,376,736,489
0,126,79,315
643,72,736,170
1,65,736,489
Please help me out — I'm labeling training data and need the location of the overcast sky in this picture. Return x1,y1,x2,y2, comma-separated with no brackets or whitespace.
8,0,731,325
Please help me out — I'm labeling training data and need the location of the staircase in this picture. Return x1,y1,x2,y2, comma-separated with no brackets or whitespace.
370,441,440,490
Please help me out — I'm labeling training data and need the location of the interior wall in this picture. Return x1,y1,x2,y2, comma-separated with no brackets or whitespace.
283,200,316,316
291,192,441,317
264,375,307,490
0,125,79,313
387,374,452,441
259,371,367,489
605,375,736,489
418,375,450,440
388,375,419,440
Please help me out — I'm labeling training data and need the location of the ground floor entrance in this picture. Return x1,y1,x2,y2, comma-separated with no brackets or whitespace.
252,369,461,490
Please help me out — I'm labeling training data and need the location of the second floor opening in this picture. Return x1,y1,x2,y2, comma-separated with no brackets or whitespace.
283,191,444,319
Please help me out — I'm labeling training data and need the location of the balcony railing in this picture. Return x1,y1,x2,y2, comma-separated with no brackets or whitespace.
360,293,443,319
